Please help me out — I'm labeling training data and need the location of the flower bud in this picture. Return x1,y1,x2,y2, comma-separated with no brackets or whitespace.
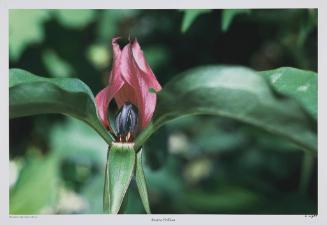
115,102,138,142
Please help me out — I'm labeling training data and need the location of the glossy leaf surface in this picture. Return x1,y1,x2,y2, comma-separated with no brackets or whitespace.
260,67,317,118
9,69,113,144
135,66,317,152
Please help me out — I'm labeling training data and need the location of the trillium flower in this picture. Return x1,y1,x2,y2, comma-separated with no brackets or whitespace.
96,37,162,142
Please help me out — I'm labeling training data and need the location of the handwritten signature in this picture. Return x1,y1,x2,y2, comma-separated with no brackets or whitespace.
305,214,317,219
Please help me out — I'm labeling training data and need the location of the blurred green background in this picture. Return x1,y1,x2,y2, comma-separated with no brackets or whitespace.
9,9,317,214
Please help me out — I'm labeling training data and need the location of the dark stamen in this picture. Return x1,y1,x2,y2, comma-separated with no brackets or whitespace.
114,102,138,142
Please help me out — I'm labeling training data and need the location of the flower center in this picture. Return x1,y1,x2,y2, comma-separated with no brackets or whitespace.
114,102,138,142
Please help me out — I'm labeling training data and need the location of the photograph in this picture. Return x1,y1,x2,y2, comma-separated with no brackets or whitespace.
9,8,317,215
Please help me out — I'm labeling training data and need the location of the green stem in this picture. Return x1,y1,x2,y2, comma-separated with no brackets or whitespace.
299,152,315,194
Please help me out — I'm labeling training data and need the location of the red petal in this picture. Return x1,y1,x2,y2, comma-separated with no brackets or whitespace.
95,37,124,130
120,42,161,128
114,83,138,109
131,40,162,92
95,87,110,128
110,37,122,83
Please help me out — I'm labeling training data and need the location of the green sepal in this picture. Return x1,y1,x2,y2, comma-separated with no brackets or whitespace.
135,149,151,213
103,143,135,214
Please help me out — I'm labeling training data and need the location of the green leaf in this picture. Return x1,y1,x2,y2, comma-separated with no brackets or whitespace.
105,143,135,214
135,66,317,152
221,9,250,32
181,9,211,33
135,149,151,214
9,68,113,145
10,152,59,214
259,67,317,119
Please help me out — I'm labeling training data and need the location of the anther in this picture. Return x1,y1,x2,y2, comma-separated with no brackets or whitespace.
114,102,138,142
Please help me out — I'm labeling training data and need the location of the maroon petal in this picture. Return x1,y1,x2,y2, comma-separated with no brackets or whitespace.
120,42,161,128
131,40,162,92
95,37,124,130
110,37,122,81
95,87,110,128
114,83,138,109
